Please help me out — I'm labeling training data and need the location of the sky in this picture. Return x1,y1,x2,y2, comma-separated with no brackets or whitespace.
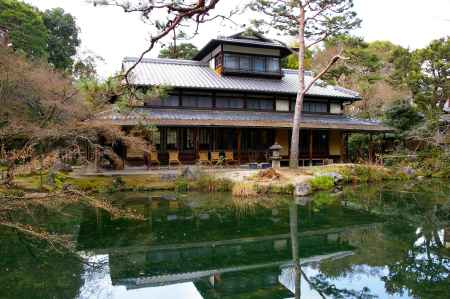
24,0,450,78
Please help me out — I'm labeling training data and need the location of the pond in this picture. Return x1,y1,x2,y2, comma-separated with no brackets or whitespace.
1,180,449,299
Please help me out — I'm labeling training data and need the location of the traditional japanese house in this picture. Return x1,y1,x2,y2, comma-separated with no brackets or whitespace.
97,31,392,165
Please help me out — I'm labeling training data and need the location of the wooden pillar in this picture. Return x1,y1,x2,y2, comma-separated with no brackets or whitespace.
309,129,313,166
368,133,373,163
194,127,199,159
340,132,346,163
237,128,242,165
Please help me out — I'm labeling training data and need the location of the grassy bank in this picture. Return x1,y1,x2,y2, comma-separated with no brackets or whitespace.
3,162,438,198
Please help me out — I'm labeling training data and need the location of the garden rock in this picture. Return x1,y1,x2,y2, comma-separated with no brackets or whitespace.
402,167,416,178
52,160,72,172
321,172,344,184
294,182,312,196
181,166,202,180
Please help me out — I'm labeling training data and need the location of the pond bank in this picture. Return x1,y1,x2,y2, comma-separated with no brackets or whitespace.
4,163,432,199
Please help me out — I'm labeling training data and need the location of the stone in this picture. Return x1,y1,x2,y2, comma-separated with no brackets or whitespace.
417,176,425,181
321,172,344,184
180,166,202,180
402,166,416,178
294,182,312,196
295,196,312,206
52,160,72,172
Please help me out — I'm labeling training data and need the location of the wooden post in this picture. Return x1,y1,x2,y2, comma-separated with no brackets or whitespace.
368,133,373,163
237,128,242,165
309,130,313,166
340,132,346,163
194,127,199,160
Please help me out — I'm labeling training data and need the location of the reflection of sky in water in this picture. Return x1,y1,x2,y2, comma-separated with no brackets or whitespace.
78,254,417,299
77,228,448,299
78,254,203,299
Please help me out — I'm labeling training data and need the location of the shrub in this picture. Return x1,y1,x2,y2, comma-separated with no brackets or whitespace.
174,178,189,193
194,175,233,192
232,182,257,197
310,175,335,191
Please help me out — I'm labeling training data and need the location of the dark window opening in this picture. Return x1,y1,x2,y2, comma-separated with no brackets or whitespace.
247,98,274,111
182,93,213,108
215,95,245,109
223,53,280,74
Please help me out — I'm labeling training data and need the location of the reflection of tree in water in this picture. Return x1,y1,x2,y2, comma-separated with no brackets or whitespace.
315,180,450,298
0,228,83,299
288,202,378,299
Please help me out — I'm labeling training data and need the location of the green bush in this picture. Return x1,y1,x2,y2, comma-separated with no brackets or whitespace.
194,175,233,192
310,176,335,191
174,178,189,193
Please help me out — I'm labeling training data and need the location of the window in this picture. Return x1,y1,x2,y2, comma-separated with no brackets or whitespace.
223,54,280,74
167,129,177,149
182,94,213,108
181,128,194,150
254,56,265,72
303,101,328,113
199,128,211,150
146,94,179,106
224,54,239,69
247,98,274,110
239,55,251,71
215,95,244,109
266,57,280,73
164,94,180,106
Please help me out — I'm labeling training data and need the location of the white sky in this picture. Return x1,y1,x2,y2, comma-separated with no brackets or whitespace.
24,0,450,78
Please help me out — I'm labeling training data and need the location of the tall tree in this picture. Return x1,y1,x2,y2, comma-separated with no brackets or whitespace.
249,0,361,168
0,0,48,58
43,8,81,71
159,42,199,59
414,37,450,111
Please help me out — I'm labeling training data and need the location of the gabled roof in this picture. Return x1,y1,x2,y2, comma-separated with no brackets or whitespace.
123,57,361,100
193,30,292,60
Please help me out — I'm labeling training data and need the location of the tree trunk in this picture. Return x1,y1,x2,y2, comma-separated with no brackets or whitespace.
5,161,15,186
290,7,306,168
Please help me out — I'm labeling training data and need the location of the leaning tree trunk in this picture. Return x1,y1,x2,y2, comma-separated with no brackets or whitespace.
290,7,306,168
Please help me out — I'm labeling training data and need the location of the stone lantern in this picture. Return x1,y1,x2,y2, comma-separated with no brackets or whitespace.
269,142,283,169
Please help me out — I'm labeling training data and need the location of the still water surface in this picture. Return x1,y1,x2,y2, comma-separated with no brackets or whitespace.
1,180,449,298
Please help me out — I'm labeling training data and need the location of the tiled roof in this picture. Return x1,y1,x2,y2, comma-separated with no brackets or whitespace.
95,108,392,132
122,57,361,100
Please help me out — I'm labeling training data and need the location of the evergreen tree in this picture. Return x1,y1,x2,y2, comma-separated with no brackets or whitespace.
249,0,361,167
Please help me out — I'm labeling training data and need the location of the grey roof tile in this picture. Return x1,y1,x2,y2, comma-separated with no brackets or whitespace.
96,108,392,132
122,58,361,100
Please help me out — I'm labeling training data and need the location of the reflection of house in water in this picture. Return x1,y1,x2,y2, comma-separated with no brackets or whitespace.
77,194,380,298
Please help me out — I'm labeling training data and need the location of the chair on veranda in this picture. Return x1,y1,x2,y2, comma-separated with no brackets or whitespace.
225,150,238,166
168,151,182,168
149,150,160,167
197,151,212,166
211,151,223,166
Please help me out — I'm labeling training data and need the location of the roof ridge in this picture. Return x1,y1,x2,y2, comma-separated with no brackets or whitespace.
123,57,207,66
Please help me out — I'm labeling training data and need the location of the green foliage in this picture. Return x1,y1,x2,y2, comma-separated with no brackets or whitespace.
310,175,335,191
194,175,233,192
384,101,424,132
109,176,126,192
43,8,80,71
281,47,313,70
249,0,361,40
174,177,189,193
0,0,48,58
159,43,199,60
